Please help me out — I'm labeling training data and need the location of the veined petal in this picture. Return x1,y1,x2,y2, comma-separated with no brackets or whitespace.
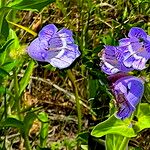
27,38,48,62
39,24,58,41
113,76,144,120
115,99,135,120
126,78,144,106
132,56,147,70
101,62,120,75
48,44,80,69
123,55,135,67
119,38,138,46
128,27,147,39
58,28,74,44
48,34,64,49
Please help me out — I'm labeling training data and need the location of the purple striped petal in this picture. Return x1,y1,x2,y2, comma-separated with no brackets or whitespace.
113,76,144,120
48,44,80,69
27,38,48,62
39,24,58,41
101,46,133,75
128,27,147,39
58,28,74,44
27,24,80,69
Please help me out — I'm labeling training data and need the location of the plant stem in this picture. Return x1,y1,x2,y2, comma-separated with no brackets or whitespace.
119,137,129,150
13,69,21,119
67,70,82,133
24,134,32,150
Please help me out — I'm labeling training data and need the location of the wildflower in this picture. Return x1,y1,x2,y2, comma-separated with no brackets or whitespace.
100,46,133,75
119,27,150,70
27,24,80,69
111,75,144,120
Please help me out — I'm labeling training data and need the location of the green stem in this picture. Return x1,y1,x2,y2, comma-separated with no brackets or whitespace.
24,134,32,150
67,70,82,133
119,137,129,150
13,69,21,119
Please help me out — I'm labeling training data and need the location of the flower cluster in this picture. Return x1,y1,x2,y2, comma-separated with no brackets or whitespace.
27,24,80,69
101,27,149,119
101,27,150,74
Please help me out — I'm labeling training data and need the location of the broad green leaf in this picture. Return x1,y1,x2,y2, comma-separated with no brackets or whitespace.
0,8,9,42
8,0,55,11
134,103,150,132
1,117,23,129
23,112,37,135
19,60,35,96
91,115,136,138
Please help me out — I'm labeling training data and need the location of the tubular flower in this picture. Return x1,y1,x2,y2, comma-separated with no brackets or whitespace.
101,46,133,75
112,76,144,120
119,27,150,70
27,24,80,69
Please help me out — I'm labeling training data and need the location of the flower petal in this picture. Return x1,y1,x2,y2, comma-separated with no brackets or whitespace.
132,56,147,70
123,55,135,68
116,100,135,120
27,38,48,61
113,76,144,120
119,37,138,46
128,27,147,39
48,34,64,49
58,28,74,44
48,44,80,69
101,62,120,75
39,24,58,41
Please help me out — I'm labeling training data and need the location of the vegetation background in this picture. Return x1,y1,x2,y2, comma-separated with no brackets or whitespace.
0,0,150,149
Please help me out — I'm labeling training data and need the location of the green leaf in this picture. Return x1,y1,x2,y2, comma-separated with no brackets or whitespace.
0,67,10,77
91,115,136,138
0,39,14,65
134,103,150,132
8,0,55,11
38,112,49,148
23,112,37,135
1,61,18,72
1,117,23,129
0,86,13,97
77,132,89,145
19,60,35,96
7,20,37,37
0,8,9,42
38,112,49,123
0,38,14,53
8,28,20,50
106,134,125,150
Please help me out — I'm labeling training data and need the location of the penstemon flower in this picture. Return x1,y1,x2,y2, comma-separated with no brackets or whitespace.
119,27,150,70
109,75,144,120
27,24,81,69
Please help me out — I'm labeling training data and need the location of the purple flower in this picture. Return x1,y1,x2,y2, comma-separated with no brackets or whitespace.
101,46,133,75
119,27,150,70
111,75,144,120
27,24,81,69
